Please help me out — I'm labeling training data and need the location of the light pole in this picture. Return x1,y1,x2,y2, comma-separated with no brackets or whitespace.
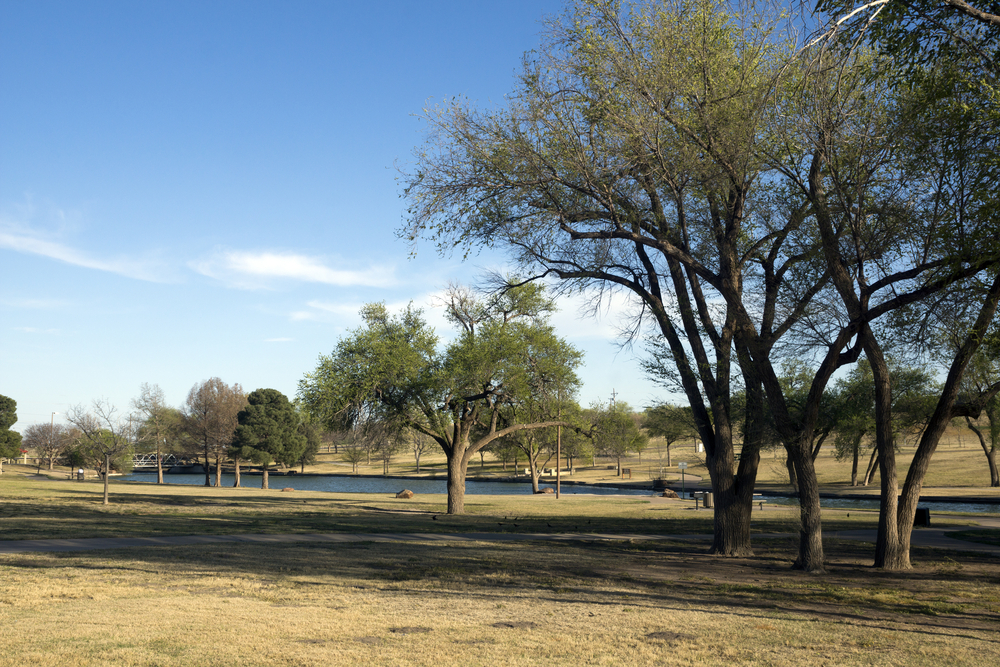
42,412,57,472
556,389,561,499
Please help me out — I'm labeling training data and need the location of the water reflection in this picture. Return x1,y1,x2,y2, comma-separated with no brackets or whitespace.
120,473,654,496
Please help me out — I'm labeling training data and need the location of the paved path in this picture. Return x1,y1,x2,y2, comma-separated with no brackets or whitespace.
1,526,998,555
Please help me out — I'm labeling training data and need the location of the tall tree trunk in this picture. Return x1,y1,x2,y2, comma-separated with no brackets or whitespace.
789,443,824,572
527,448,540,493
863,448,878,486
233,458,242,487
261,466,269,490
988,448,999,488
866,338,907,570
887,277,1000,569
446,449,466,514
214,454,223,487
850,438,860,486
103,453,110,505
709,476,755,556
203,442,211,486
704,430,759,556
785,452,798,492
156,443,164,484
966,418,1000,487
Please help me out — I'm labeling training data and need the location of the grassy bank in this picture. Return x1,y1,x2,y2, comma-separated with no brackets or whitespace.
1,470,998,665
1,473,927,542
1,536,998,666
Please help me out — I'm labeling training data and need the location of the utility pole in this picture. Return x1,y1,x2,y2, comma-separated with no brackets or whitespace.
556,388,561,499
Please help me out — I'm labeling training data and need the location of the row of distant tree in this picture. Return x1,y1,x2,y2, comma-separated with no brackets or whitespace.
0,382,322,504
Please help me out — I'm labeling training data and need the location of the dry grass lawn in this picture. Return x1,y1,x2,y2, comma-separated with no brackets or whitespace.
1,538,998,666
2,436,999,667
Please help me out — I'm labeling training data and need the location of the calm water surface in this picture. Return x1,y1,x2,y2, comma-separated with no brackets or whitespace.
121,473,653,496
121,473,1000,513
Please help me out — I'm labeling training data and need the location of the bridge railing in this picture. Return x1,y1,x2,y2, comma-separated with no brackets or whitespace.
132,453,180,467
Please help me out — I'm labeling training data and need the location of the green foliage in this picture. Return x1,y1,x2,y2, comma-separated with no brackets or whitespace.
299,303,439,434
644,402,697,446
233,389,307,469
296,420,321,469
299,284,581,454
0,394,22,459
816,0,999,83
299,283,582,511
833,359,938,462
589,401,648,463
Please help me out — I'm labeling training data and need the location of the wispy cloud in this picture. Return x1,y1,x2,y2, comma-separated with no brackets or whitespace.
264,337,295,343
12,326,60,335
551,288,644,343
0,221,170,283
191,250,396,290
290,299,365,322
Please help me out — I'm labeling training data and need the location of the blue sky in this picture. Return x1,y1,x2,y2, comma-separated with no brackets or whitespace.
1,0,671,432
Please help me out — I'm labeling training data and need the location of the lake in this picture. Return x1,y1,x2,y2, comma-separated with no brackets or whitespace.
121,473,1000,513
120,473,653,496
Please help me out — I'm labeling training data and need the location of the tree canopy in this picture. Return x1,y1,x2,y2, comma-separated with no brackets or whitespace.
299,283,581,513
232,388,307,489
184,378,245,487
402,0,1000,570
0,394,23,467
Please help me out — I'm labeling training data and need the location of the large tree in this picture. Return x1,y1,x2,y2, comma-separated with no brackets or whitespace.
402,0,841,563
810,0,1000,571
959,345,1000,486
232,389,307,490
403,0,999,570
777,18,1000,568
21,422,74,471
66,400,137,505
591,401,648,473
644,403,697,468
299,284,581,513
0,394,22,473
184,378,246,487
131,383,173,484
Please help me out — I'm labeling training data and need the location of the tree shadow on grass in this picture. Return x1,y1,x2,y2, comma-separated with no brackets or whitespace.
3,535,998,644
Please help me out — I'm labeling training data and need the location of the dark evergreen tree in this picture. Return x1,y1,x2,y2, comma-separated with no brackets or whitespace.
0,394,23,473
233,388,306,489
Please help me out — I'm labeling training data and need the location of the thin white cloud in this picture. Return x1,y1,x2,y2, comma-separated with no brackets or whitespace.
290,299,364,322
264,337,295,343
0,225,169,283
551,288,644,343
191,250,396,290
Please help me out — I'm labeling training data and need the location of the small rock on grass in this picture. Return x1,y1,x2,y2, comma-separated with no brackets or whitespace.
396,489,415,499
